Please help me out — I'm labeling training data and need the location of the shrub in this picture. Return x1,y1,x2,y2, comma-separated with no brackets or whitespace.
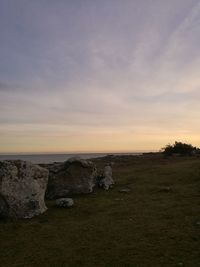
162,141,198,156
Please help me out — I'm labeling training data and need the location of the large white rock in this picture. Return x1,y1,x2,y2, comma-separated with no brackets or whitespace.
46,157,97,199
0,160,49,219
99,164,114,190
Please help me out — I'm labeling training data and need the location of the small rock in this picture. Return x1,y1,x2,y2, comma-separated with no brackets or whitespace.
177,263,184,266
118,188,131,193
114,198,124,201
56,198,74,208
158,186,172,193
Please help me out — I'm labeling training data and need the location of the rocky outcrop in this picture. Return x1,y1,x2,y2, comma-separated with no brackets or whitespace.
0,160,49,219
98,164,114,190
55,198,74,208
46,157,97,199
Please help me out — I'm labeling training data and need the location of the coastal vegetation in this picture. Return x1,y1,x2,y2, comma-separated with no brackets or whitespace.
162,141,200,156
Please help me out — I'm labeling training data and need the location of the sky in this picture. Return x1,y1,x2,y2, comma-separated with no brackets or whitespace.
0,0,200,153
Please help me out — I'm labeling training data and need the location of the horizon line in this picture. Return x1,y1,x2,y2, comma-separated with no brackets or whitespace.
0,150,159,156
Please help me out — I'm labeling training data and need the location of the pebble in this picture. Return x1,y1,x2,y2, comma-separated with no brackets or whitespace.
177,263,183,266
55,198,74,208
158,186,172,193
118,188,131,193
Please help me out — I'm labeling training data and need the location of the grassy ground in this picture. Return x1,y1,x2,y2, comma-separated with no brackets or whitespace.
1,155,200,267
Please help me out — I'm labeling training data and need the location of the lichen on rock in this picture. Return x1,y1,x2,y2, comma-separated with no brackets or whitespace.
46,157,97,199
0,160,49,219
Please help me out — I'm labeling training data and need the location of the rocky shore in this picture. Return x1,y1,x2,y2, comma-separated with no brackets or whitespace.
0,157,114,219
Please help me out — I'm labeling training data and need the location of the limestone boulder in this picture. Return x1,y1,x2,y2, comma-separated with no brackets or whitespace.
0,160,49,219
98,164,114,190
46,157,97,199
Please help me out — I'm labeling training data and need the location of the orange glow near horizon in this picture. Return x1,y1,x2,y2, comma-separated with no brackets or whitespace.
1,125,200,154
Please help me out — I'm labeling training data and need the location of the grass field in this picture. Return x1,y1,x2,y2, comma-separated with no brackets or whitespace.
1,154,200,267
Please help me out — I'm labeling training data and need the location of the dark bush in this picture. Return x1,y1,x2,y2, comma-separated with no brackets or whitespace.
162,141,199,156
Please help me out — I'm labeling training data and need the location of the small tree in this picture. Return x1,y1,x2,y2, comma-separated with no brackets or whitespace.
162,141,198,156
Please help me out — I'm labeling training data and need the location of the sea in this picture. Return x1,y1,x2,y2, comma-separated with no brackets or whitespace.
0,153,141,164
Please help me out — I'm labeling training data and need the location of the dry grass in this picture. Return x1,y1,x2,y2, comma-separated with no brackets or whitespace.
0,155,200,267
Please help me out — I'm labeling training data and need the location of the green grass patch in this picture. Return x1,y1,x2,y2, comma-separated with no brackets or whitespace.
1,155,200,267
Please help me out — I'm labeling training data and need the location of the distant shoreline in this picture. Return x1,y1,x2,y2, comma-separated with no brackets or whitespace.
0,152,144,164
0,151,151,155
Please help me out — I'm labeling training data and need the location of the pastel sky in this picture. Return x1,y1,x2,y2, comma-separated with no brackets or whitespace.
1,0,200,153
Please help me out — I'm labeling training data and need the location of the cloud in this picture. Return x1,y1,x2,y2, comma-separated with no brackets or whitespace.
1,0,200,152
0,82,9,91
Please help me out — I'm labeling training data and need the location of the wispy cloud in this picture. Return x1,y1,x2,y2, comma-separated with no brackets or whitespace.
0,0,200,152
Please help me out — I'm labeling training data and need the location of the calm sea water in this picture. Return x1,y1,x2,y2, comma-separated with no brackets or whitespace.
0,153,141,164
